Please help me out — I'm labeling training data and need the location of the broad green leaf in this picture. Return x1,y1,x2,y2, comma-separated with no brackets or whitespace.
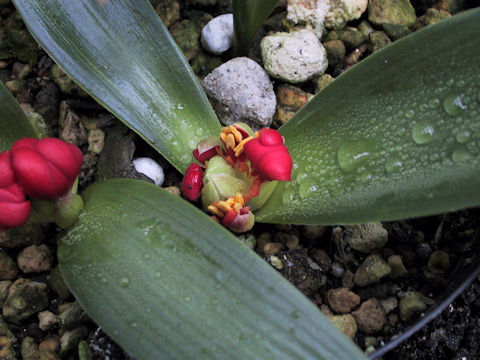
257,9,480,224
233,0,278,56
0,81,37,151
13,0,221,173
59,179,366,360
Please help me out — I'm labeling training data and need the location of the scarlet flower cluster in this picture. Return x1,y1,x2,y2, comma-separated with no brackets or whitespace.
0,138,83,232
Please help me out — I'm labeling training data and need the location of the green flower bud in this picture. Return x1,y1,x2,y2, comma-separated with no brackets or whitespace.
54,193,84,229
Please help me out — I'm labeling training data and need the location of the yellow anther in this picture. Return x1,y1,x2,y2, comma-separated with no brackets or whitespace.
217,201,232,213
232,127,243,143
233,203,242,213
220,132,228,143
235,193,244,206
233,136,253,157
226,133,235,149
208,205,224,217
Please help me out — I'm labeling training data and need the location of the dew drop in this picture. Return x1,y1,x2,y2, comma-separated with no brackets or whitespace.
282,190,294,204
405,109,415,118
428,98,440,108
456,130,470,144
154,272,161,279
443,93,467,116
452,148,472,163
386,158,403,173
298,179,318,199
337,139,376,173
119,277,130,288
184,296,191,302
359,172,373,184
412,122,436,144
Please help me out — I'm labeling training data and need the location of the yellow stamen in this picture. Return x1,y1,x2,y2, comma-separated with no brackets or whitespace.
233,136,254,157
226,133,235,149
220,132,228,143
232,127,243,143
217,201,232,213
235,193,244,206
208,205,224,217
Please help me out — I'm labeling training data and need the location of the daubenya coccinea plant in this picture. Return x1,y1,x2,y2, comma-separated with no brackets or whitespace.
1,0,479,359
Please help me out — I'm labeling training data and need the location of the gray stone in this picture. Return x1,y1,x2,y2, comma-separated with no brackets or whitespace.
17,244,53,274
325,0,368,29
261,30,328,84
345,222,388,254
352,298,386,334
201,14,234,55
286,0,329,38
368,0,416,26
354,254,391,287
3,278,49,324
329,314,357,339
202,57,276,130
38,310,57,331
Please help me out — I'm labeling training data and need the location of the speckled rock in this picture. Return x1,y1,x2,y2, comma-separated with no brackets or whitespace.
368,0,416,26
25,111,52,139
261,30,328,84
38,310,57,331
388,255,408,278
201,14,234,55
329,314,357,339
58,302,87,330
0,223,46,249
0,253,17,280
433,0,465,14
327,287,360,314
345,223,388,254
50,64,88,97
354,254,391,287
286,0,329,38
17,244,53,273
325,0,368,29
170,19,200,61
382,23,411,40
3,278,49,324
58,101,87,146
352,298,386,334
155,0,180,28
0,336,16,359
273,84,311,126
315,73,334,93
415,8,451,29
202,57,276,130
87,129,105,155
369,30,392,53
399,291,430,321
427,250,451,273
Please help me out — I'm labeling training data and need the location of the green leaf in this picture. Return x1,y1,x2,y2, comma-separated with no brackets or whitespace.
233,0,278,56
13,0,221,173
0,81,37,151
59,179,365,360
257,9,480,224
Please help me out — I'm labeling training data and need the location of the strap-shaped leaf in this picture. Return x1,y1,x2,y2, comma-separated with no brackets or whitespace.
257,9,480,224
233,0,279,56
0,81,37,151
13,0,220,173
59,179,366,360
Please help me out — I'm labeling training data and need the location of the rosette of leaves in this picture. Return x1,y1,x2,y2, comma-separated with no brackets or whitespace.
2,0,480,358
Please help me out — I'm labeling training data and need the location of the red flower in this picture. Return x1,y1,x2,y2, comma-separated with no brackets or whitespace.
0,151,30,231
10,138,83,201
243,129,292,181
182,163,204,201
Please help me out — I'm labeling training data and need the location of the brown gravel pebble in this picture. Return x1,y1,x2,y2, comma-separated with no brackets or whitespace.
17,245,53,274
352,298,386,334
327,287,361,314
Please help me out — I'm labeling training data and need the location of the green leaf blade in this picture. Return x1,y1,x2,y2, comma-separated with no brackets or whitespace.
0,81,37,151
13,0,221,173
257,9,480,224
59,179,365,360
233,0,278,56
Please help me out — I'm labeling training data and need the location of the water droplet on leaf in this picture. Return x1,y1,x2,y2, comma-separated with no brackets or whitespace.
412,122,436,144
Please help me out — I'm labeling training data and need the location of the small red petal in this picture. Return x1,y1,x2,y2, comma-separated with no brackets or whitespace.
0,151,15,188
181,163,204,201
258,150,292,181
221,209,237,226
0,184,26,203
0,199,30,229
193,147,217,163
258,129,284,146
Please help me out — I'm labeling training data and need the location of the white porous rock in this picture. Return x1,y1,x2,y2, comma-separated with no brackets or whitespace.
201,14,234,55
132,157,165,186
287,0,329,38
261,29,328,84
202,57,276,130
325,0,368,29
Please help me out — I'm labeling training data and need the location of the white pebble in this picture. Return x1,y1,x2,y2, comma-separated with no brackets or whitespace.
201,14,234,55
132,157,164,186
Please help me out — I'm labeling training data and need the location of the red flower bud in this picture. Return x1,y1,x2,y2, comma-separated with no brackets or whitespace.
11,138,83,201
0,151,15,188
193,147,218,163
182,163,204,201
0,183,31,232
243,129,292,181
